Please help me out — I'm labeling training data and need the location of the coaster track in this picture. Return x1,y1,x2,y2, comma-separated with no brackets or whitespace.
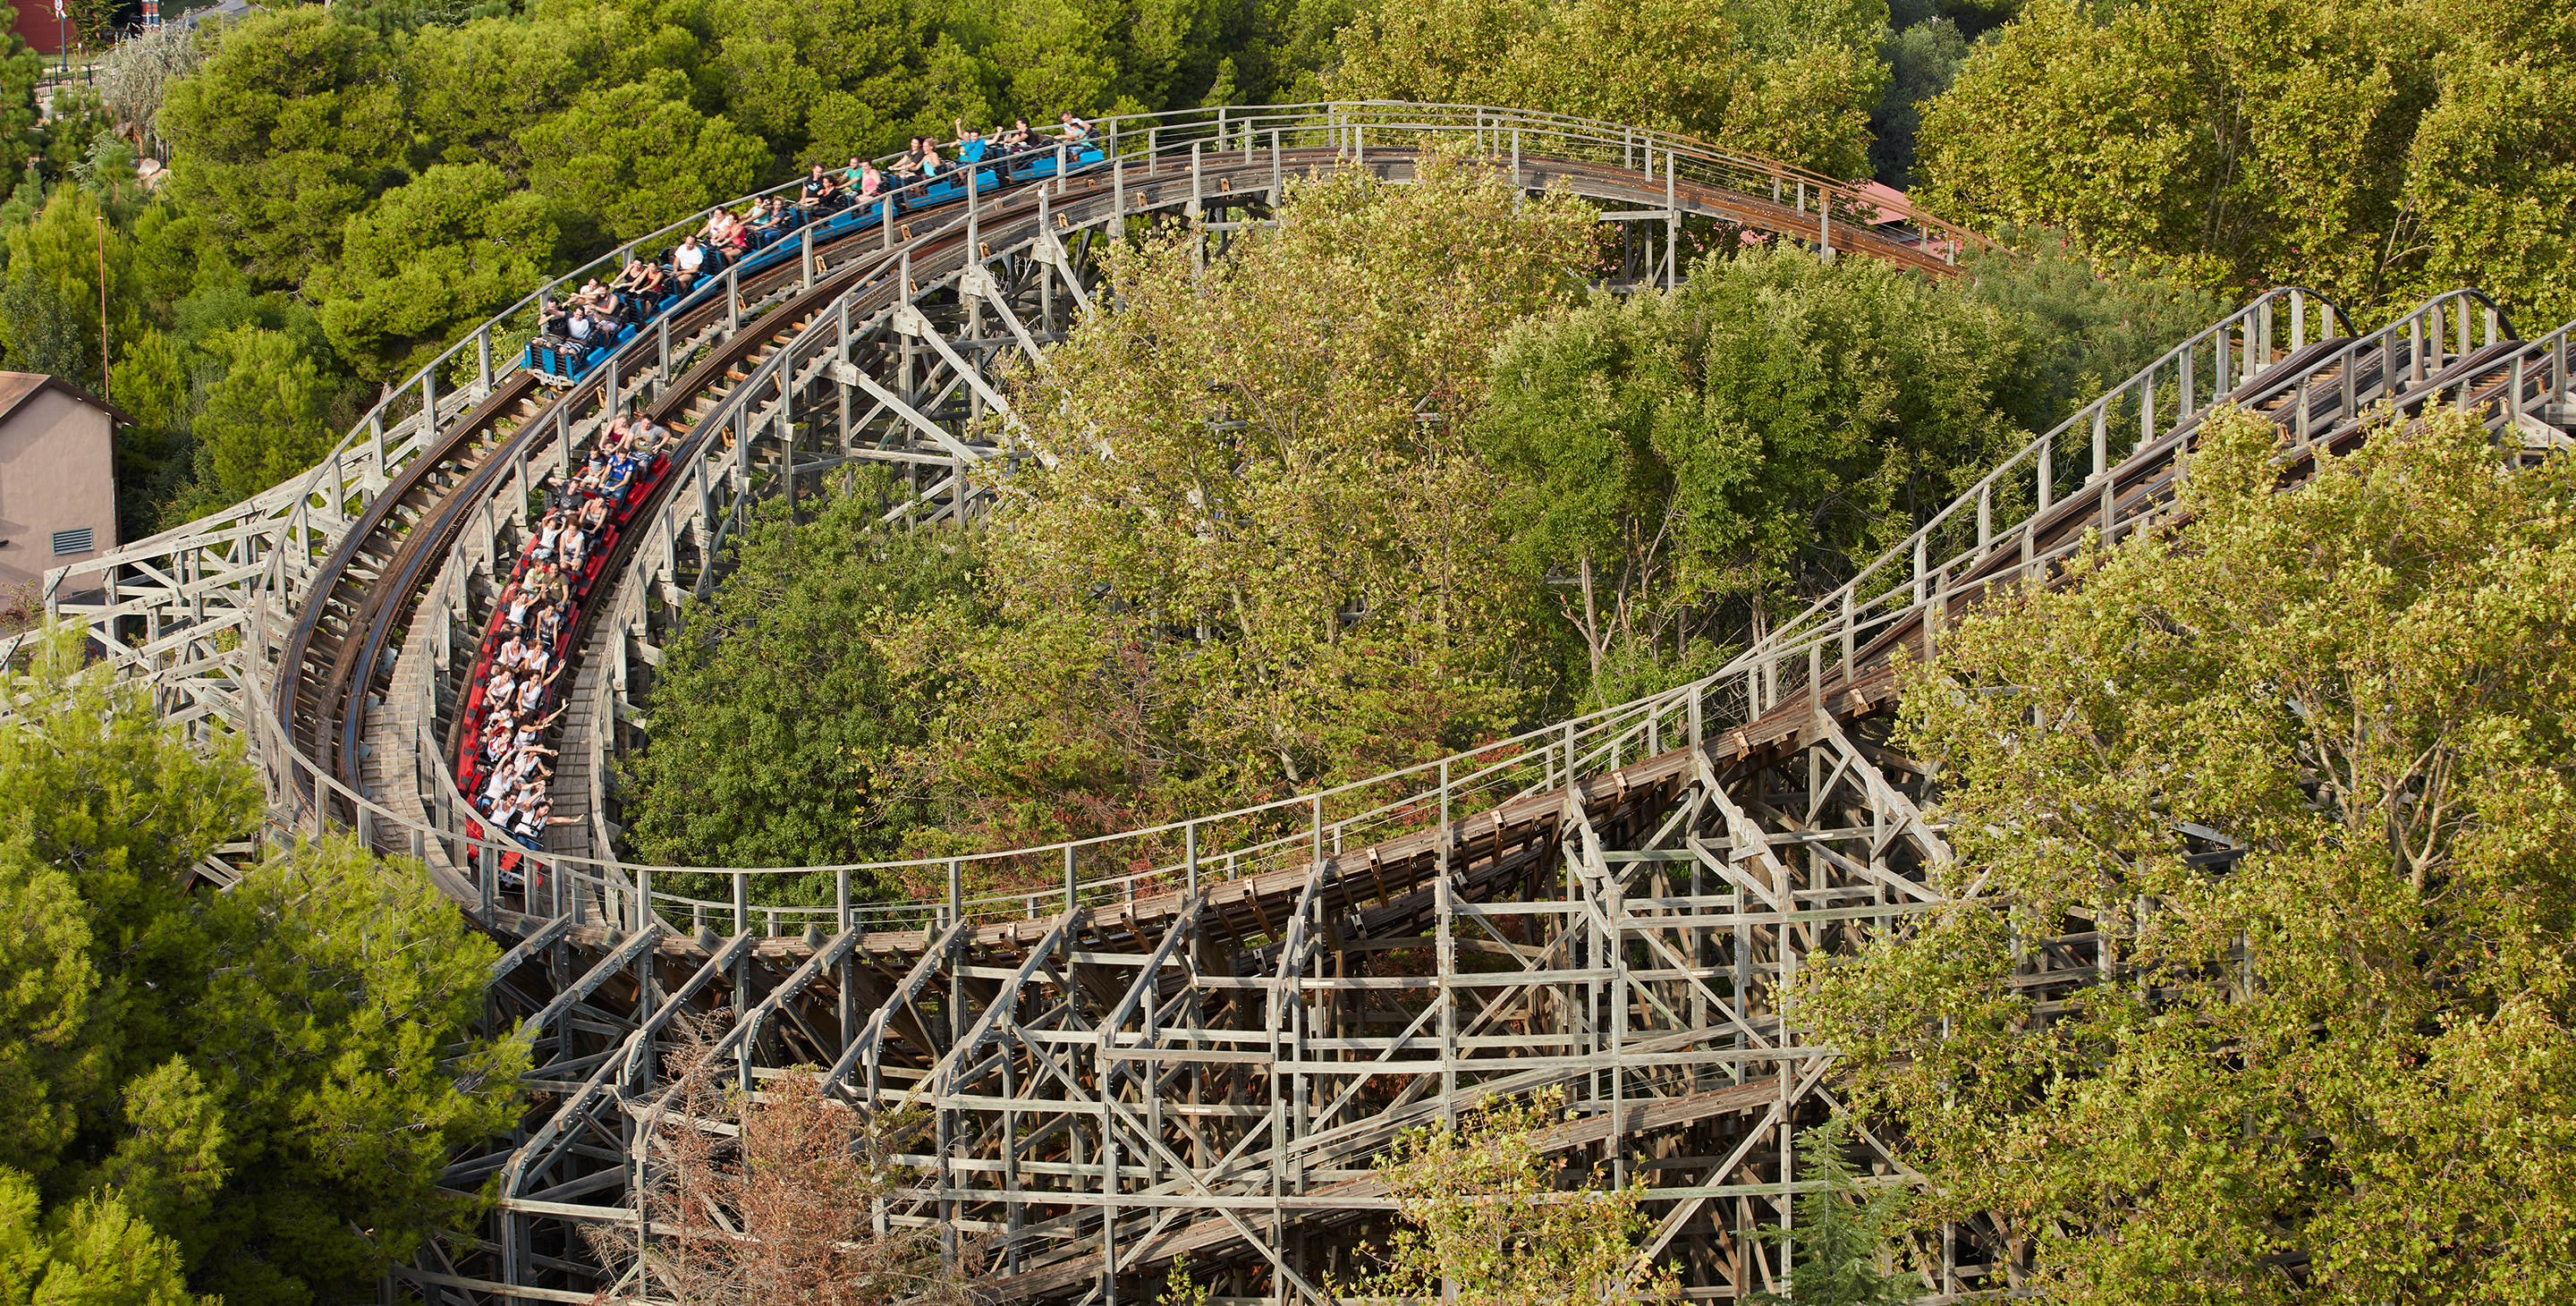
17,101,2576,1305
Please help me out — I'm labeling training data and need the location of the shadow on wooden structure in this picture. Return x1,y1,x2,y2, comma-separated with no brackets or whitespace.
17,98,2576,1306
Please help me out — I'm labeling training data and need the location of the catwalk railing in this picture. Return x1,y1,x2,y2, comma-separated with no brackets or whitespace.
20,99,1972,675
203,279,2547,950
1722,287,2527,711
18,102,1988,928
63,168,2548,946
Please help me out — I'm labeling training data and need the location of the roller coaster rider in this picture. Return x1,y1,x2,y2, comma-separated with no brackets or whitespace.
524,112,1114,389
801,162,843,213
672,235,706,286
888,137,928,183
476,114,1122,854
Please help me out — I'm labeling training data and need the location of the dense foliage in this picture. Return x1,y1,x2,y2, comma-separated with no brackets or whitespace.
0,626,526,1305
1327,0,1890,176
619,479,981,887
901,150,1595,833
627,156,2224,888
0,0,2001,543
1322,1090,1680,1306
1805,406,2576,1303
1918,0,2576,324
1473,233,2222,706
1476,245,2028,701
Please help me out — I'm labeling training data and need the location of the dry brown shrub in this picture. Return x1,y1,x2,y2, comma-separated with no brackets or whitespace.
587,1017,982,1306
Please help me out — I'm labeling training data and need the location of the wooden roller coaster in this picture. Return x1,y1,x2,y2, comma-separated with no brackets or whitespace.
19,101,2576,1306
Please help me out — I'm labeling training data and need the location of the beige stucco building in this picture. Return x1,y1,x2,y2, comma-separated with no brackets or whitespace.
0,372,123,599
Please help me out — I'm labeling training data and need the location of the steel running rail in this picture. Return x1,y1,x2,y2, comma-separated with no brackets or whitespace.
411,288,2576,1306
314,283,2555,943
16,102,1984,910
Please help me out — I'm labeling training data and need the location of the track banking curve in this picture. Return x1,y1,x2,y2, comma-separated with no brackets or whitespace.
24,98,2576,1304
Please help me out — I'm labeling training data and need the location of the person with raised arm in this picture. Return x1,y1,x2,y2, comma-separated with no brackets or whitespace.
612,258,653,297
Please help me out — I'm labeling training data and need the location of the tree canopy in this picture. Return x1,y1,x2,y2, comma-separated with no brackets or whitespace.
878,149,1597,850
619,479,982,889
0,626,526,1305
1470,234,2220,705
1329,0,1891,176
1806,406,2576,1303
1917,0,2576,323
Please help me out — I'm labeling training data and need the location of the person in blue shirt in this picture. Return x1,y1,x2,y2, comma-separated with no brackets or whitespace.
599,448,640,505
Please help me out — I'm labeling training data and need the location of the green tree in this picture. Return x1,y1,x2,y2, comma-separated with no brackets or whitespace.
1473,245,2026,705
516,68,767,244
622,480,983,897
125,206,216,322
1331,0,1889,177
1331,1090,1680,1306
158,9,405,288
79,1059,229,1240
187,324,337,505
0,1172,201,1306
705,0,925,160
403,3,700,175
1954,229,2233,435
310,162,560,379
1914,0,2576,323
330,0,513,37
0,624,526,1303
1750,1115,1917,1306
106,328,191,540
0,189,138,394
183,837,525,1302
877,151,1596,852
0,6,42,166
1804,406,2576,1304
0,631,258,1137
979,0,1122,123
0,840,113,1182
1867,17,1965,188
2394,0,2576,330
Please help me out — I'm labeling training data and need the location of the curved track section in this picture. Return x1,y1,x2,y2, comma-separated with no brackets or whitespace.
21,98,2576,1305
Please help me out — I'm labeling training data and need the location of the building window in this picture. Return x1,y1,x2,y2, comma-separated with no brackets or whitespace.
51,528,93,555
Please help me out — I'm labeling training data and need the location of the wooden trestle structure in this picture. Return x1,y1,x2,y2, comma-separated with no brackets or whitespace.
18,100,2576,1306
